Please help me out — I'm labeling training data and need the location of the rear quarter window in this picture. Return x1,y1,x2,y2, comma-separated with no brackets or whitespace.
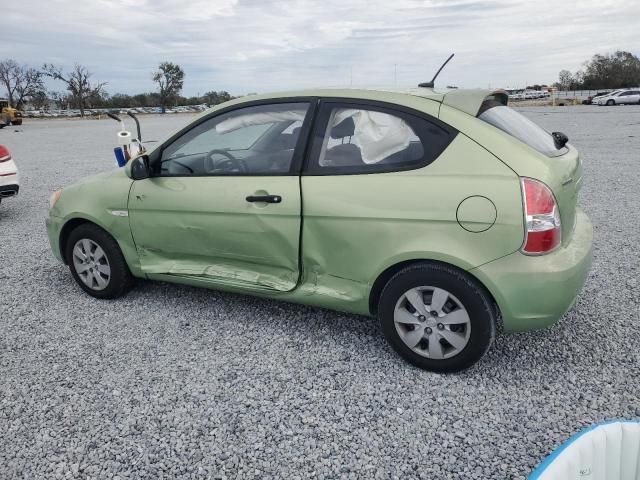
478,101,567,158
307,102,456,175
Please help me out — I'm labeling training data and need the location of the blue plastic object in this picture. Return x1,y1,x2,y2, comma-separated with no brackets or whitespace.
113,147,126,167
529,420,640,480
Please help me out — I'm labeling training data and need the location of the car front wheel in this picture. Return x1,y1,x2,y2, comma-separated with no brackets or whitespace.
65,223,133,299
378,263,496,373
606,99,615,106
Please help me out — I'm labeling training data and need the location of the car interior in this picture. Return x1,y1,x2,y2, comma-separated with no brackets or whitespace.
159,118,303,176
158,105,430,176
320,113,425,168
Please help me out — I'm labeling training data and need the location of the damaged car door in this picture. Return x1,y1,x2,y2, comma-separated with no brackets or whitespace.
128,101,312,291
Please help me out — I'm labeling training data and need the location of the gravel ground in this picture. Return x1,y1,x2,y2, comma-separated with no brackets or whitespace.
0,106,639,479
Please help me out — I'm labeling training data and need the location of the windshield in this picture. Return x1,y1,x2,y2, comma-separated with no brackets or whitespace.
166,123,272,159
162,106,307,160
478,104,567,158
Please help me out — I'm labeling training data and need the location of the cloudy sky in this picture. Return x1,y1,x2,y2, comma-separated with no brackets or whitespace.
3,0,639,96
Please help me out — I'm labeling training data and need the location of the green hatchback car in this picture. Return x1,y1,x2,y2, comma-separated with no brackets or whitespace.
46,87,592,372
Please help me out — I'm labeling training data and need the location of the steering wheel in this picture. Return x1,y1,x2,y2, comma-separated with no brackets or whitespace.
205,149,247,174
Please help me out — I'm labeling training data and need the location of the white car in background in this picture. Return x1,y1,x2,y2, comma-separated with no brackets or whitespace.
0,144,19,205
594,90,620,104
598,89,640,105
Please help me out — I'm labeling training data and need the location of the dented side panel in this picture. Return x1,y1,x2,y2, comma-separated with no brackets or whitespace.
128,176,301,291
299,133,524,314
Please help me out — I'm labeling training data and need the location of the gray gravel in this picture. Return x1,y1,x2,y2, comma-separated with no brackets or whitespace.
1,106,639,479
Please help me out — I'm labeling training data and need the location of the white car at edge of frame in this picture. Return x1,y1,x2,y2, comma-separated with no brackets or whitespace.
0,145,20,206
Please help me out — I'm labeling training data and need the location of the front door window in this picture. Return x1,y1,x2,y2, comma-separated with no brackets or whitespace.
159,102,310,176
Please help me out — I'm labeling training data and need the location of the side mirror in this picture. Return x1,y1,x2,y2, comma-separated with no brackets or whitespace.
129,155,151,180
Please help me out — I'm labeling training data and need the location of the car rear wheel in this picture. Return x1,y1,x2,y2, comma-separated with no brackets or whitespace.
378,263,495,373
65,223,133,299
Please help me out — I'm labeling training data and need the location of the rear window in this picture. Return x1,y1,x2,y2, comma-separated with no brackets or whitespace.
478,101,567,158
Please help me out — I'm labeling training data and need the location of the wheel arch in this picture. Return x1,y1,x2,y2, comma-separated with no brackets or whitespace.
58,213,144,276
59,217,95,264
368,258,502,330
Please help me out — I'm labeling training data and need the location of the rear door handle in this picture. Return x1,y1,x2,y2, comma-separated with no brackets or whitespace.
246,194,282,204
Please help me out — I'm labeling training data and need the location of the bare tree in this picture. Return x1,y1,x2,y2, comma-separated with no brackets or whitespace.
0,59,45,109
29,90,51,110
42,63,107,116
49,91,71,110
153,62,185,113
557,70,574,91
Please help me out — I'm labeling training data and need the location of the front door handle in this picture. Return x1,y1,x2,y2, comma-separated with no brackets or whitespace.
246,194,282,204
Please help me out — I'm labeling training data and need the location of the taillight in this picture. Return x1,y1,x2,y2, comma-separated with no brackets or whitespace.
521,177,561,254
0,145,11,162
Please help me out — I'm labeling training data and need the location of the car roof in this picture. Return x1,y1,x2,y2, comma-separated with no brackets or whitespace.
209,87,507,117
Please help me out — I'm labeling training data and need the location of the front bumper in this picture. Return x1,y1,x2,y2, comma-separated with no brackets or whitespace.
46,215,64,262
470,208,593,332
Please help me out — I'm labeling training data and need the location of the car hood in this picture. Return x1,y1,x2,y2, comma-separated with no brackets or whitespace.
67,168,130,189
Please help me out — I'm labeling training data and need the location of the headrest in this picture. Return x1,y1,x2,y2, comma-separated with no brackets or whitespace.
330,116,355,139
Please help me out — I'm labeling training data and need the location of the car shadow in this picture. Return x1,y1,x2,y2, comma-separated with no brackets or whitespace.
46,268,600,377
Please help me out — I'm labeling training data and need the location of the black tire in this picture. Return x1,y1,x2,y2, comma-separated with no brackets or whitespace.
65,223,133,299
378,262,495,373
606,99,615,106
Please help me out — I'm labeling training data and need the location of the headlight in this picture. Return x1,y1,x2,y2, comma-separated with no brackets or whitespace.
49,190,62,209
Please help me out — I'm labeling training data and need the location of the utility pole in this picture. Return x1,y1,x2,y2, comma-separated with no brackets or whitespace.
394,64,397,85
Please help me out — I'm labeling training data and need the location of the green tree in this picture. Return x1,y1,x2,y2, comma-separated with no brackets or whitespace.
202,90,232,106
580,51,640,89
152,62,185,113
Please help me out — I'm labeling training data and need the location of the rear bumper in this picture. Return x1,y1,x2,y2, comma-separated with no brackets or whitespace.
0,184,19,198
470,208,593,332
0,160,19,191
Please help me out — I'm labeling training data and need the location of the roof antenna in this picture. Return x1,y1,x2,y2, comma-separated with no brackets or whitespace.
418,53,455,88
